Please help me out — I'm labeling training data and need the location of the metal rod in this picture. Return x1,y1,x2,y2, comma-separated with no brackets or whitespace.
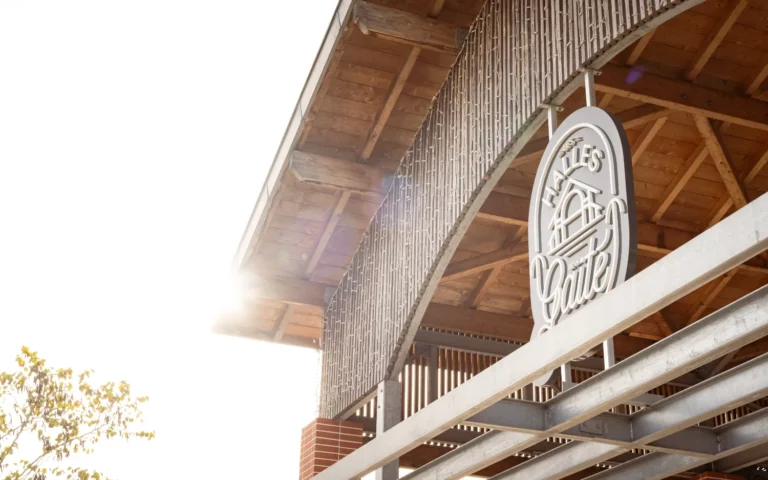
584,69,597,107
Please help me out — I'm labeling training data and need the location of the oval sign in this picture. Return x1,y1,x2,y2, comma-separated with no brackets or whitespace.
528,106,637,385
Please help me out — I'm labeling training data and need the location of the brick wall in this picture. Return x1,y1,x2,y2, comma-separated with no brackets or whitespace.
299,418,363,480
693,473,744,480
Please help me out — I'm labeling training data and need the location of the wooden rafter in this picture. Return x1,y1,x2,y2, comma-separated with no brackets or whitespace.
305,190,352,278
353,1,461,53
360,47,421,160
650,143,708,222
466,226,527,308
626,30,655,66
441,242,528,283
704,350,739,378
514,105,673,166
746,51,768,97
651,312,674,337
597,93,614,108
273,304,297,342
708,140,768,226
597,65,768,132
693,115,749,209
290,150,389,196
686,0,748,81
429,0,446,17
355,0,450,161
285,152,768,278
631,116,667,166
687,269,738,326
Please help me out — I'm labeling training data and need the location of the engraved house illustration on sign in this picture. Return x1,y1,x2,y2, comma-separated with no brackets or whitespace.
547,176,604,257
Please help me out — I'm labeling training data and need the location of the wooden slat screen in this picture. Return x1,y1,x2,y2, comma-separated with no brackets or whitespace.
321,0,700,418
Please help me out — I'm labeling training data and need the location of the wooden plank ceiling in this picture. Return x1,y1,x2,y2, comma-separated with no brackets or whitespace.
225,0,768,374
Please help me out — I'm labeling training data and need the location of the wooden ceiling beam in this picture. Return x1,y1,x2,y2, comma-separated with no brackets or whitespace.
597,65,768,132
442,242,528,283
305,190,352,278
290,150,390,196
361,47,421,161
626,30,655,66
686,0,748,81
687,269,738,326
513,105,672,166
746,51,768,97
244,275,330,314
707,140,768,226
693,115,749,209
273,304,296,342
651,312,674,337
650,142,709,223
631,116,667,166
353,0,463,53
467,227,528,308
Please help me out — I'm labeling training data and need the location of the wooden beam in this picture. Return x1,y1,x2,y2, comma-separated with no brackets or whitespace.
650,143,709,222
708,140,768,226
290,150,390,196
650,312,674,337
429,0,446,17
626,30,655,66
467,227,527,308
476,192,528,226
693,115,749,209
244,275,329,313
686,0,748,81
361,47,421,160
305,190,352,278
514,105,672,166
353,0,463,53
420,302,532,342
441,242,528,283
273,304,296,342
746,51,768,97
704,350,739,378
597,64,768,132
687,269,738,325
598,93,614,108
631,116,667,166
287,152,768,278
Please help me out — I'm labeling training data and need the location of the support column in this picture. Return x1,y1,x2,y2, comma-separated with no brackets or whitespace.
376,380,401,480
299,418,363,480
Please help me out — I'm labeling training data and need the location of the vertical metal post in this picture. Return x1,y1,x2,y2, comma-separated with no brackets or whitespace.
427,346,438,404
584,69,597,107
585,67,618,372
560,363,573,391
547,104,559,138
376,380,401,480
603,339,616,370
546,104,574,392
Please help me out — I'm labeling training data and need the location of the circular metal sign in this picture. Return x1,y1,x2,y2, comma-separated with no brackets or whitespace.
528,106,637,386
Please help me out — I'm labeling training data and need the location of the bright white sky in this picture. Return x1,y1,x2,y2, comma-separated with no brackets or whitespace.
0,1,344,478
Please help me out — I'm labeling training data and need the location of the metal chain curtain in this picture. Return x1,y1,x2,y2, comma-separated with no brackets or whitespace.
321,0,694,419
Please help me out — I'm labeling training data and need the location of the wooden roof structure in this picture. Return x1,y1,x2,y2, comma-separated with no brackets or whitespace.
224,0,768,364
218,0,768,477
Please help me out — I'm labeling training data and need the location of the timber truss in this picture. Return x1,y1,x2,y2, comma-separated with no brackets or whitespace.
314,194,768,480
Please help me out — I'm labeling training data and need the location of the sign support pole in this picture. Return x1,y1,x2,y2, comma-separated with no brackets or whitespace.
582,68,618,371
544,103,576,392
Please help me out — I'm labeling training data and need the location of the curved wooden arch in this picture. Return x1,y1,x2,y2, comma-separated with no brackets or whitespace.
320,0,705,419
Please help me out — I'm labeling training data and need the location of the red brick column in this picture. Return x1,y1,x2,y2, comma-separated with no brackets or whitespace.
692,473,744,480
299,418,363,480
